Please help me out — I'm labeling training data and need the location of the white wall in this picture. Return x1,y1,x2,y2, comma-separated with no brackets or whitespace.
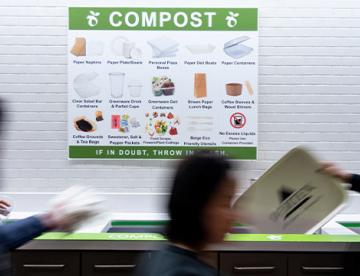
1,0,360,196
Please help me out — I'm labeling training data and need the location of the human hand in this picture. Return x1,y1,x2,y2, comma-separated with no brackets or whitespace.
41,186,103,232
0,199,12,216
320,162,352,183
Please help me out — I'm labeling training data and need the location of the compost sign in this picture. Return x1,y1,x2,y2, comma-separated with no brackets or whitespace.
68,4,258,159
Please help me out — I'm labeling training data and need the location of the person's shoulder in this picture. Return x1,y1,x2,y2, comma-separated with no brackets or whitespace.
139,246,216,276
173,265,214,276
156,248,216,276
155,265,212,276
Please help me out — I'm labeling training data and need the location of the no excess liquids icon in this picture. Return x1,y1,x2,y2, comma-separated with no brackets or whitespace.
230,112,246,129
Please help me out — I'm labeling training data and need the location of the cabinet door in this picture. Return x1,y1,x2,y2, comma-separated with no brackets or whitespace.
219,253,286,276
355,253,360,275
12,251,80,276
288,253,353,276
82,251,146,276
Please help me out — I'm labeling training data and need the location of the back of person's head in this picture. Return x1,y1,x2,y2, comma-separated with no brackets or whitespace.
166,151,233,249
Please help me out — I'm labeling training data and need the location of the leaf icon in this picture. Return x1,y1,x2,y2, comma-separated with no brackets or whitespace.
228,11,239,18
87,11,100,27
225,11,238,28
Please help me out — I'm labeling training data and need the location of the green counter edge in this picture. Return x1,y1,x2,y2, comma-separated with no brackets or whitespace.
36,233,360,243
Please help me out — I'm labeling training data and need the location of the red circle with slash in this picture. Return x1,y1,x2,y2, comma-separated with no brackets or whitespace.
230,112,246,128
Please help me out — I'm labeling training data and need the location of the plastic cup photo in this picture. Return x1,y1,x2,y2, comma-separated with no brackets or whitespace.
109,72,125,98
128,81,142,97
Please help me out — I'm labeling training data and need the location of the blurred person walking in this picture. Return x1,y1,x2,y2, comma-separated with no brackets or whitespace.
135,151,237,276
0,100,102,275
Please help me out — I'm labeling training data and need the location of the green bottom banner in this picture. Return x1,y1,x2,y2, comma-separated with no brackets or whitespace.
69,146,257,159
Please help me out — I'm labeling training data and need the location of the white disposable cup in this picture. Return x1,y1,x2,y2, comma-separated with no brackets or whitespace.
109,72,125,98
123,41,135,58
128,84,142,97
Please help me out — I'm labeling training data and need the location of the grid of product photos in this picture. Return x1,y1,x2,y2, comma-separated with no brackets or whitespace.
69,19,258,159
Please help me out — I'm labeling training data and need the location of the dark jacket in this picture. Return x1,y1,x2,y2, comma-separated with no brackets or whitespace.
349,174,360,193
0,216,47,275
135,244,217,276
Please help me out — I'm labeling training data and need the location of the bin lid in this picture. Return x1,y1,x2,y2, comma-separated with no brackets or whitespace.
233,147,347,234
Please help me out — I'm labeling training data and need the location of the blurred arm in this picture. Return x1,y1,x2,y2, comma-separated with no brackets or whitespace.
0,216,48,252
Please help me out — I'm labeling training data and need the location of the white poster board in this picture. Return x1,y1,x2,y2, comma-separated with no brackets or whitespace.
68,3,258,159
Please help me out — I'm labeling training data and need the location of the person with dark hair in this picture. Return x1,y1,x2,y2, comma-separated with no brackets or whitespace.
135,151,237,276
321,162,360,193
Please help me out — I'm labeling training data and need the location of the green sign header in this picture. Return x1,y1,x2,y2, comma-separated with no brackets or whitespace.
69,7,258,31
